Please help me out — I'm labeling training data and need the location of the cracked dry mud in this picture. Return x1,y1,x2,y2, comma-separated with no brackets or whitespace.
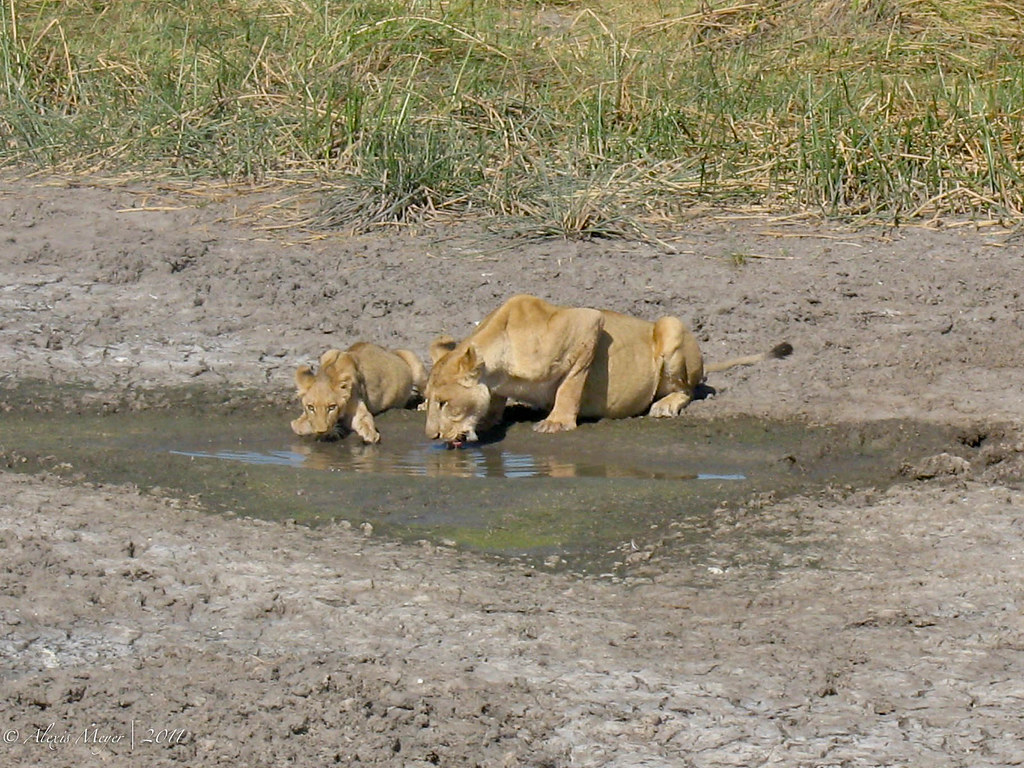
2,176,1024,767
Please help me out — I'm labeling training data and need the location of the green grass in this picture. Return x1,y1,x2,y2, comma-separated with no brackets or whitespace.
2,0,1023,230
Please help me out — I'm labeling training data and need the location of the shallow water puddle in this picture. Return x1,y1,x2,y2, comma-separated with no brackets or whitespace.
169,444,747,481
0,401,959,572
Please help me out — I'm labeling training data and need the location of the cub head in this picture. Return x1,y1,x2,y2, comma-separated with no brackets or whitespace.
292,349,360,439
424,338,491,448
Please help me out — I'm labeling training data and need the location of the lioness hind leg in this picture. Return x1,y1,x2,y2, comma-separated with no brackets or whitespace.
393,348,427,399
649,316,703,418
535,308,604,433
649,391,692,418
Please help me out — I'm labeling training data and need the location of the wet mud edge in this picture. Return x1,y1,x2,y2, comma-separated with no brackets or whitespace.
0,381,998,573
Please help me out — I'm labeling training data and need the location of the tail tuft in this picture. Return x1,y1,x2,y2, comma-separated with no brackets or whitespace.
770,342,793,359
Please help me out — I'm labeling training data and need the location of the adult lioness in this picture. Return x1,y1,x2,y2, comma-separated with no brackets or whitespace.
291,343,426,443
425,294,791,446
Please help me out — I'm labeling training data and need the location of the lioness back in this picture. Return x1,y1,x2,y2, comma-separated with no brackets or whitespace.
578,310,663,419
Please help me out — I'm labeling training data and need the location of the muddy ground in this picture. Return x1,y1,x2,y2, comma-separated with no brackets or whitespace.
1,175,1024,766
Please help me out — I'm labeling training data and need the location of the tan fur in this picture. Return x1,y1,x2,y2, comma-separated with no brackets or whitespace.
291,342,426,443
424,294,791,444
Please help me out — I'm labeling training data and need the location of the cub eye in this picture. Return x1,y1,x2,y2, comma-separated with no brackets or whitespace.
306,404,315,412
326,404,337,412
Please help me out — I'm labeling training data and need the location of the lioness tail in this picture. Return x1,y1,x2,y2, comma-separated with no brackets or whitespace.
705,342,793,374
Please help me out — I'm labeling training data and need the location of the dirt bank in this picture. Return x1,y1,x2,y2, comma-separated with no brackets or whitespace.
2,176,1024,766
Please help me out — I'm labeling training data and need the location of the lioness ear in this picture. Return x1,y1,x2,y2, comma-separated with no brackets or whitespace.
294,365,316,394
455,345,483,381
429,335,458,364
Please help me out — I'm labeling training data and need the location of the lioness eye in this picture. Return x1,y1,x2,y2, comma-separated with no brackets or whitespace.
307,404,315,412
327,404,337,411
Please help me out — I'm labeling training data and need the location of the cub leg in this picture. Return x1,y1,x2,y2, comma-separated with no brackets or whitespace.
290,413,315,436
346,399,381,444
649,316,703,418
535,309,604,433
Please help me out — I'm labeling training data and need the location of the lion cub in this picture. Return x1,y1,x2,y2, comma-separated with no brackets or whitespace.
291,343,426,443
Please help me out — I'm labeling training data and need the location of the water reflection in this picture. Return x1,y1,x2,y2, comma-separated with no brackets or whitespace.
172,442,746,481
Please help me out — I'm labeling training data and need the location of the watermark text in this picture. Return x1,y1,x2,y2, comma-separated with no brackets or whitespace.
3,721,189,751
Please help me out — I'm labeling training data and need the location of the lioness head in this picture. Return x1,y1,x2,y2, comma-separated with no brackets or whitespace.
424,338,491,447
292,349,360,439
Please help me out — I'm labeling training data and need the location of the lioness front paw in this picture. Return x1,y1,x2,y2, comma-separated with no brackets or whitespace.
533,418,576,434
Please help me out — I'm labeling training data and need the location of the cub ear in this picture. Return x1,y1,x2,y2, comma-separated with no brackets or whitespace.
319,348,344,369
294,365,316,394
429,334,458,364
326,353,357,390
330,369,357,393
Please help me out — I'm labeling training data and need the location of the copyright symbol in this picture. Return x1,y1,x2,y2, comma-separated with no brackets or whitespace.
2,729,18,744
